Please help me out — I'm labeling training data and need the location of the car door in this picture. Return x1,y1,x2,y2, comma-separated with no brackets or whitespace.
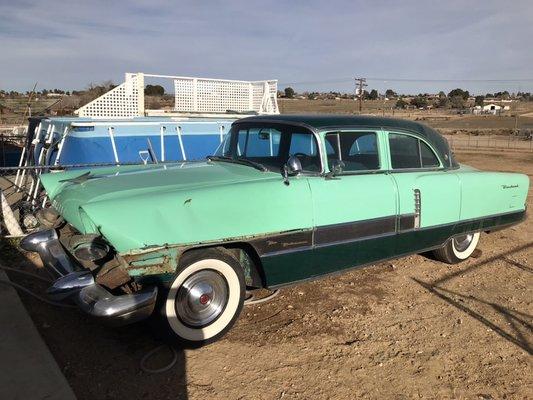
229,124,318,288
306,130,398,278
386,131,461,254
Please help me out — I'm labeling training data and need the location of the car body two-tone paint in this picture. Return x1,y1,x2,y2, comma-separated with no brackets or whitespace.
39,115,529,288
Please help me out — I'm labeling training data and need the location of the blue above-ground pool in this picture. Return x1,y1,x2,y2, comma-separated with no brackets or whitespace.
30,116,236,166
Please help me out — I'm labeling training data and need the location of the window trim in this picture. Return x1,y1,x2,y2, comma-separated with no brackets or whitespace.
323,129,383,175
229,121,325,175
387,131,443,171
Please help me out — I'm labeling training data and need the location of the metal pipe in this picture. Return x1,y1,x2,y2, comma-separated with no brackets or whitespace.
54,126,69,166
108,127,119,164
160,125,166,162
176,126,186,161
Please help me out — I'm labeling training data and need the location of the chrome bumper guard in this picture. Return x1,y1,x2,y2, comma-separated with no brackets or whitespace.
20,229,158,326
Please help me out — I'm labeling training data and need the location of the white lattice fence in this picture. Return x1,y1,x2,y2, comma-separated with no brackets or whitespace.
75,73,278,117
75,73,145,118
174,78,278,114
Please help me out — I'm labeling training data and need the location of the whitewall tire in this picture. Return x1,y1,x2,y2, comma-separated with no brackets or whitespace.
158,248,245,346
432,232,480,264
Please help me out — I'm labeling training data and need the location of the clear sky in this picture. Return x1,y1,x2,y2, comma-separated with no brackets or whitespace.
1,0,532,94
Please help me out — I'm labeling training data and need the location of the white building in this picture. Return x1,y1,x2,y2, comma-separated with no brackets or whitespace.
483,103,502,114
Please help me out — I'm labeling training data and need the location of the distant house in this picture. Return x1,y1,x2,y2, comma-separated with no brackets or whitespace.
483,103,502,114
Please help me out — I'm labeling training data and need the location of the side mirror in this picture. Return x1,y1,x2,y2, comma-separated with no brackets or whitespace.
286,155,302,175
282,155,302,185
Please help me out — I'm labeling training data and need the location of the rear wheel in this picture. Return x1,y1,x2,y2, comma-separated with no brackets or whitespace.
432,232,480,264
157,248,245,347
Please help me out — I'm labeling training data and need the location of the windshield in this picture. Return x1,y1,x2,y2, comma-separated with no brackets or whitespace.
213,122,321,173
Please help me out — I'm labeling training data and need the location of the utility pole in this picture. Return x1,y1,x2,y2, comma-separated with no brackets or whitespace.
354,77,367,113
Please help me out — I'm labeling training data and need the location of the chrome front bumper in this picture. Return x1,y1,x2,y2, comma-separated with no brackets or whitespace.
20,229,158,326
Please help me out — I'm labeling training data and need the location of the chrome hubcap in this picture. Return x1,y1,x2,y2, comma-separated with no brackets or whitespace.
175,269,228,327
453,233,474,252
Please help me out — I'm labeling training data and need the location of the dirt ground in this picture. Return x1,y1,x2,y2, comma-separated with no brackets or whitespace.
2,150,532,400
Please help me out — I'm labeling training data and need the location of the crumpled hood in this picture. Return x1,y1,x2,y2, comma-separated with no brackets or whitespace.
40,161,278,245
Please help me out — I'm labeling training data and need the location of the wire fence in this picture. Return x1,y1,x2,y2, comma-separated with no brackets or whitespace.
448,134,533,152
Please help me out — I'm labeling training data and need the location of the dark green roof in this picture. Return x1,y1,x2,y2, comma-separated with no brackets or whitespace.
241,114,428,132
237,114,458,169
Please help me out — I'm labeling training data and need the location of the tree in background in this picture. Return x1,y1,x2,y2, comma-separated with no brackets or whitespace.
410,96,428,109
368,89,378,100
438,91,446,98
450,95,466,109
437,96,449,108
145,84,165,96
385,89,397,98
80,80,116,104
284,87,295,98
448,88,469,100
474,95,485,106
396,98,408,109
494,91,510,99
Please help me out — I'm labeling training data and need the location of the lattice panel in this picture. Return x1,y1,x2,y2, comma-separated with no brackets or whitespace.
76,73,144,117
174,78,278,114
173,79,195,111
252,81,278,114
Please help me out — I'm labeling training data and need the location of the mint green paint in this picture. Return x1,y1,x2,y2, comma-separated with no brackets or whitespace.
42,162,314,253
308,174,397,226
458,171,529,220
40,116,530,285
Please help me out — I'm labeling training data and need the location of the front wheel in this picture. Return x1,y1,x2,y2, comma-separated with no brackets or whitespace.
158,248,245,347
432,232,480,264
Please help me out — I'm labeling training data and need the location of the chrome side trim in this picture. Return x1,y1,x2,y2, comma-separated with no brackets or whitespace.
414,189,421,229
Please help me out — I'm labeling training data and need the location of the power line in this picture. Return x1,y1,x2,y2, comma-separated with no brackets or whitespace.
366,77,533,83
278,77,533,86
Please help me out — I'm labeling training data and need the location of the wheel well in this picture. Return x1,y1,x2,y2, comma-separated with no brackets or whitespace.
179,242,266,289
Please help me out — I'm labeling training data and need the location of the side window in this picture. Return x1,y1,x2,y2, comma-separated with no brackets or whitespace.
289,133,317,156
420,141,440,167
349,134,377,155
289,132,321,172
325,132,380,172
389,133,441,169
237,128,281,157
324,138,336,156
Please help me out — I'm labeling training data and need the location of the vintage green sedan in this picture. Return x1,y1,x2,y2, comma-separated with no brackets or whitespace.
21,115,529,345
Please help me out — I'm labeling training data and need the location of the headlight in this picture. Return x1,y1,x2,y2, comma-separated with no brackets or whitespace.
70,235,110,262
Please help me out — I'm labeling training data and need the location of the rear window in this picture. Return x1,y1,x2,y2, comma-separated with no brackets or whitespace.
389,133,441,169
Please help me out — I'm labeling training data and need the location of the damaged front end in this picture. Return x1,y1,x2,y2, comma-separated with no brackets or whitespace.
20,222,158,326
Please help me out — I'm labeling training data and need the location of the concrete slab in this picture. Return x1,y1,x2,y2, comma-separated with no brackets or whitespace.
0,268,76,400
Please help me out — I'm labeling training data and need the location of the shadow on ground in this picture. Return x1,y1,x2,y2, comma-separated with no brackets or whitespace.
0,238,189,400
413,242,533,355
